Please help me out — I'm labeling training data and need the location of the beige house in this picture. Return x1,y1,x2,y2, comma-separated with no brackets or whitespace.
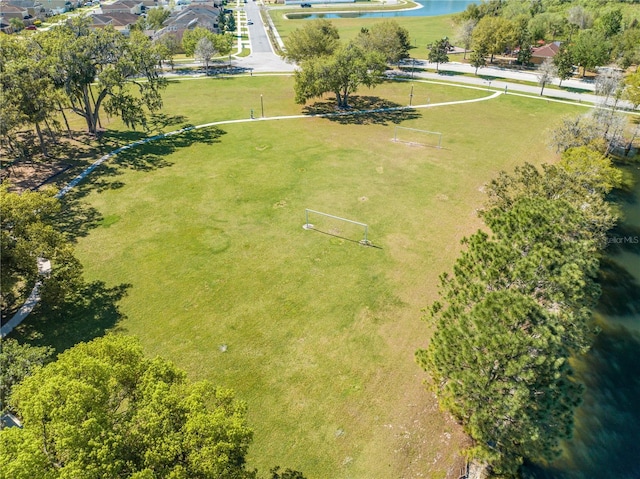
100,0,143,15
91,11,139,31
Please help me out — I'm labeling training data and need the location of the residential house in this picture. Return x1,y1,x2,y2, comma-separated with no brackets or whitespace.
100,0,143,15
155,4,220,43
531,41,561,65
91,11,139,31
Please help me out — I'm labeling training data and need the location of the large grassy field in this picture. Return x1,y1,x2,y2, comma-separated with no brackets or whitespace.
26,76,587,478
269,10,457,58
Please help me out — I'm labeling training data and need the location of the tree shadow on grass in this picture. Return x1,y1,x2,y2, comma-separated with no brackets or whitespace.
10,281,131,354
302,96,421,125
57,194,105,240
146,113,189,135
67,127,226,196
437,70,466,77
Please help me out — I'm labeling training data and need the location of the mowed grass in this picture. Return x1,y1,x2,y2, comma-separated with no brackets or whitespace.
270,11,457,59
64,77,585,478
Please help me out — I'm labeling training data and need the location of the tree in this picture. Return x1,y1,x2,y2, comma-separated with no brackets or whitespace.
155,33,181,70
595,8,622,38
516,44,532,66
0,339,53,413
548,114,605,153
355,20,410,64
484,157,620,246
595,68,624,109
427,37,450,72
0,184,83,314
294,42,386,108
553,45,574,87
417,147,622,475
569,29,610,77
528,12,567,42
567,5,593,31
146,7,170,30
195,37,216,74
624,70,640,110
454,18,476,60
40,19,166,134
537,58,557,96
283,19,340,63
418,289,584,477
214,33,234,62
0,335,256,479
0,35,61,157
469,46,488,75
182,26,216,57
611,27,640,70
472,16,516,63
9,17,24,33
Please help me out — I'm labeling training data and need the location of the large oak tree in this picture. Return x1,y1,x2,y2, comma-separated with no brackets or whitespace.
294,42,386,108
0,335,255,479
39,18,167,135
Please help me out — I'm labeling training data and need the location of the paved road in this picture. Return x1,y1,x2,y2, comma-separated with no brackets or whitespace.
232,0,295,72
244,0,272,53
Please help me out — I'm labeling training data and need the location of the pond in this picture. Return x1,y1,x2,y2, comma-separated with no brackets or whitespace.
285,0,478,19
523,163,640,479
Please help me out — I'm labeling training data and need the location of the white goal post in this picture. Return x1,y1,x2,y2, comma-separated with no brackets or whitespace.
393,126,443,149
303,209,370,245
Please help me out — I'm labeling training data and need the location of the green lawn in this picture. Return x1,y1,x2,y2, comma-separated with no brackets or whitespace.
25,76,585,478
269,10,458,59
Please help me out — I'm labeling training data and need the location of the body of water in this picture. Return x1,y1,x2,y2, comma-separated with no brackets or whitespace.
523,163,640,479
286,0,478,19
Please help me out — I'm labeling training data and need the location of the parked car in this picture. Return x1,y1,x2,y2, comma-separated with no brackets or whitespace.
301,3,311,7
25,25,37,30
247,19,253,25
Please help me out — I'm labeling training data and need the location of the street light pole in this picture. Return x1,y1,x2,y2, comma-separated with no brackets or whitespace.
409,84,414,106
260,94,264,118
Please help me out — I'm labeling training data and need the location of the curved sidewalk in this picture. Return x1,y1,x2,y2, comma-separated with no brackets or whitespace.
1,88,501,337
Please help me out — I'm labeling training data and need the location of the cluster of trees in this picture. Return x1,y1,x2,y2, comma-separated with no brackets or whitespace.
454,0,640,74
182,26,234,73
0,335,305,479
0,17,167,163
284,20,410,108
1,184,83,314
1,16,235,158
416,137,623,476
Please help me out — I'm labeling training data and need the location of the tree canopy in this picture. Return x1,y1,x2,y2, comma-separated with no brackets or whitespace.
294,41,386,108
472,16,516,63
355,20,410,64
0,335,256,479
417,143,622,477
0,339,53,413
0,184,83,314
36,18,167,134
283,19,340,64
427,37,450,72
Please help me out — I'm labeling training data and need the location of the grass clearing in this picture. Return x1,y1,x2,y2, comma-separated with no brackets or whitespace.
22,76,585,478
269,11,457,59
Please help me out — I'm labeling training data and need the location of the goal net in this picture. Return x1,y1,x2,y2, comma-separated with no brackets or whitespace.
303,209,370,245
392,126,443,148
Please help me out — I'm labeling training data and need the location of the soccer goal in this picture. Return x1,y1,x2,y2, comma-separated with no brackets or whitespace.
392,126,443,148
303,209,370,245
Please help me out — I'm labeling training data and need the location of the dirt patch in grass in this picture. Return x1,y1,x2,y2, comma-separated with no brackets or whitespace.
2,160,72,192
